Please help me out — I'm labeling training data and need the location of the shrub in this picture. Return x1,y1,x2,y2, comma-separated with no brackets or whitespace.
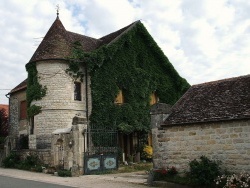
187,156,221,186
0,137,5,145
23,154,42,167
2,152,21,168
215,172,250,188
34,165,43,172
58,169,72,177
2,152,44,172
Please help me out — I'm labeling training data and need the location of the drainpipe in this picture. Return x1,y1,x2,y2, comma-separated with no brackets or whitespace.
5,93,10,153
85,63,88,123
5,93,10,136
85,63,89,152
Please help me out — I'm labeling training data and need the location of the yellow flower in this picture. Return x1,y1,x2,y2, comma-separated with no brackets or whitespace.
143,145,153,159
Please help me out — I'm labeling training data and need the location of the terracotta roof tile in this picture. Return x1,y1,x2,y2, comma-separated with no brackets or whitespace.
13,19,142,93
164,74,250,126
29,18,101,63
67,31,101,52
29,18,138,63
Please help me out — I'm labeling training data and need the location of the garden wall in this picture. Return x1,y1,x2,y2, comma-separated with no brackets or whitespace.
152,119,250,173
18,149,51,165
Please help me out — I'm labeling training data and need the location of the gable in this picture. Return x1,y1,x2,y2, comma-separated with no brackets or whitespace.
87,21,190,105
164,74,250,126
76,21,190,132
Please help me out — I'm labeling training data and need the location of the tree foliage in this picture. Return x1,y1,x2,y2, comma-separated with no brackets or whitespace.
0,108,8,137
26,63,47,117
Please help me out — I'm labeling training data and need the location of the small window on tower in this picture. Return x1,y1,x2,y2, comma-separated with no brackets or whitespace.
74,82,81,101
114,89,124,105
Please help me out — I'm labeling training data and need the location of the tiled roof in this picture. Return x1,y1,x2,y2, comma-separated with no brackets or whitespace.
13,18,140,93
67,31,101,52
99,21,139,46
29,17,101,63
163,74,250,126
9,79,27,94
29,17,139,63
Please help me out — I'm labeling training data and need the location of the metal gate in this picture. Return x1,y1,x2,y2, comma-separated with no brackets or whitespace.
84,128,118,174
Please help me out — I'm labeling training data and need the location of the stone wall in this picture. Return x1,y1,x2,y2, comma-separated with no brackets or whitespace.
18,149,52,165
152,120,250,173
9,90,29,151
150,103,171,129
51,116,87,175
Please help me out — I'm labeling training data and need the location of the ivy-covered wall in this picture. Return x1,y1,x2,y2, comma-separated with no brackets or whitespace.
26,63,47,117
70,22,190,134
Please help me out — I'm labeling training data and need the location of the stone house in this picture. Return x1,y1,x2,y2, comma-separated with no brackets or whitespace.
6,14,189,174
152,74,250,173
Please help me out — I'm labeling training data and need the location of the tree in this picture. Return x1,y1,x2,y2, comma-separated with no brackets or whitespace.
0,108,8,137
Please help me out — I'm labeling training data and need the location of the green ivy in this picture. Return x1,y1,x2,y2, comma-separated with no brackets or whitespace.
68,22,190,134
27,105,42,117
26,63,47,117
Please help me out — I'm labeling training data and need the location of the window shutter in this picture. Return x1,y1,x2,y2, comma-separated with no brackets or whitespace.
20,100,27,119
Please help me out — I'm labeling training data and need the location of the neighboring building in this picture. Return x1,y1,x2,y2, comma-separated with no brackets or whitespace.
152,74,250,173
7,14,189,174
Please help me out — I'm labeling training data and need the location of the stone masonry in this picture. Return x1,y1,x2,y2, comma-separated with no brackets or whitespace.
8,90,29,151
152,119,250,173
31,60,92,149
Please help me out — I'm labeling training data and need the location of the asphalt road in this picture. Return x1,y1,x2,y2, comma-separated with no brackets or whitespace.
0,175,74,188
0,168,151,188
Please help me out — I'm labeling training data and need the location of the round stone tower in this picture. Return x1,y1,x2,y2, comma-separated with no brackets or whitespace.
26,16,95,149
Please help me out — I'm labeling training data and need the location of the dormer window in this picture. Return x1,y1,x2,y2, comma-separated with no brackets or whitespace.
74,82,81,101
150,92,159,105
114,89,124,105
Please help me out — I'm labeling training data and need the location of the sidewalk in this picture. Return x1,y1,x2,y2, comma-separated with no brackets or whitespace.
0,168,150,188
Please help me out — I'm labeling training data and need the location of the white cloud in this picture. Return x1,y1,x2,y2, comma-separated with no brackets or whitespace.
0,0,250,104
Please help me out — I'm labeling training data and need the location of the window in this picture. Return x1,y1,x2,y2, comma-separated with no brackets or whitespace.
74,82,81,101
20,100,27,119
150,92,158,105
114,89,124,104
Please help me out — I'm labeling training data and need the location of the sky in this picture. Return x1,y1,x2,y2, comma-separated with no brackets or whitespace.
1,0,249,104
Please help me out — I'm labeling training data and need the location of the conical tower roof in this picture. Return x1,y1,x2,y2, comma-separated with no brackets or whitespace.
29,17,101,63
29,17,71,62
